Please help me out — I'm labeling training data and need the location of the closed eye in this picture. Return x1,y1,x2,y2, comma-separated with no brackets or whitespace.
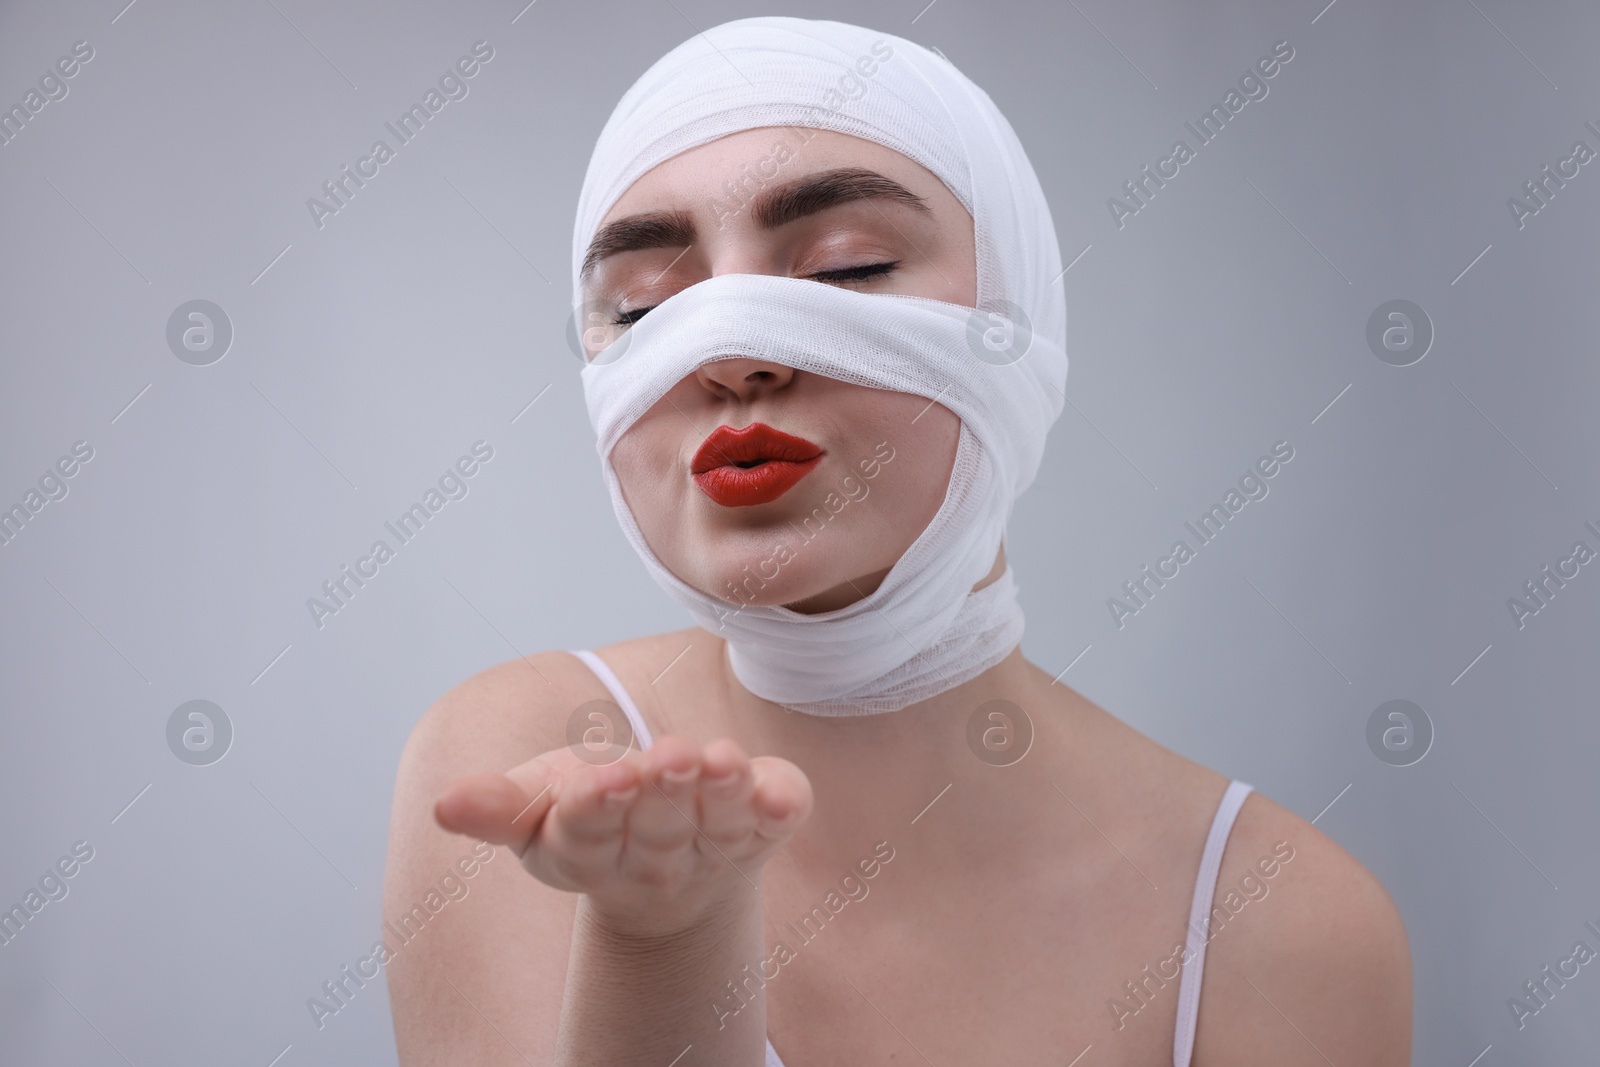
609,260,902,326
810,260,901,284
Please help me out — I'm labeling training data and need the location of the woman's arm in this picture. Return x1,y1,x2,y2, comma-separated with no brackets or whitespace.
551,884,769,1065
383,652,810,1066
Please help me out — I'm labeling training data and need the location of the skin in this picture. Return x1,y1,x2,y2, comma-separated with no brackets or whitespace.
384,127,1413,1065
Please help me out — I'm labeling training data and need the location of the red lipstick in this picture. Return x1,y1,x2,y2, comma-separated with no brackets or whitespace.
691,422,825,507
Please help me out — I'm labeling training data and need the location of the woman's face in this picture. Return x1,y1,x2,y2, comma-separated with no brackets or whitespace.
578,127,978,613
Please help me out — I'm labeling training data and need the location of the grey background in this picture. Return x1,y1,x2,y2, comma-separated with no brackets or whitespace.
1,0,1596,1063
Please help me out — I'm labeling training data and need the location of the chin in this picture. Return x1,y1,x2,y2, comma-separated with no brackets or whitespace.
692,544,892,615
702,561,810,609
684,538,826,610
667,510,897,609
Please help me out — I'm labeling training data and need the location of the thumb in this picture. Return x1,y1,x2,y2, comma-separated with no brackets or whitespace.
434,754,562,855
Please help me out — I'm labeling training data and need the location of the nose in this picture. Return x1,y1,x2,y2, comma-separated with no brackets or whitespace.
695,356,796,402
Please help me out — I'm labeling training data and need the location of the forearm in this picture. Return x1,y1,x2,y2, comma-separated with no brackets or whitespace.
553,886,769,1067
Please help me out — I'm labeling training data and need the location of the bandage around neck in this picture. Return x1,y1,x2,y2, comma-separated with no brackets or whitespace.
572,16,1068,715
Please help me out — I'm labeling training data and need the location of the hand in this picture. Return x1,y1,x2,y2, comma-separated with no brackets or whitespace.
434,735,813,932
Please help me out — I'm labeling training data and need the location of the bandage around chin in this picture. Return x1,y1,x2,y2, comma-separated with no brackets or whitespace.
570,15,1070,714
579,271,1065,714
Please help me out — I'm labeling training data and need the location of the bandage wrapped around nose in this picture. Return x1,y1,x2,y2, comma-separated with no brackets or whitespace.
572,16,1068,715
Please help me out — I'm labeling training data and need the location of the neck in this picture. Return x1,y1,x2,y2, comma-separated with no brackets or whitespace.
782,538,1009,615
719,635,1089,874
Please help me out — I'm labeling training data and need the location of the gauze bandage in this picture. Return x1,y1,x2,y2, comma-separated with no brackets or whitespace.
572,16,1068,715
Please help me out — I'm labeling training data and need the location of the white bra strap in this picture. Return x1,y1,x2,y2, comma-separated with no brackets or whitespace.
572,651,780,1065
567,649,655,751
1172,779,1254,1067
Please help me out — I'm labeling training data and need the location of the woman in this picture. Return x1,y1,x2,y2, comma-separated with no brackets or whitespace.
384,16,1411,1065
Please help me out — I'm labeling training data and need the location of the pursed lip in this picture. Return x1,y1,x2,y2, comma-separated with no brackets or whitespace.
691,422,826,507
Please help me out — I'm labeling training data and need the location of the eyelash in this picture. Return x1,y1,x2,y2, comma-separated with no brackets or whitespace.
609,260,902,326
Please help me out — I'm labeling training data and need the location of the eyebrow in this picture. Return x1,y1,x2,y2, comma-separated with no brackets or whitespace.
579,167,930,282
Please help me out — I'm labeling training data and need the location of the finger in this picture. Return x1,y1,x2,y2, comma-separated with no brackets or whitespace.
696,739,757,845
549,757,642,848
749,757,813,843
434,770,553,853
435,750,568,853
626,736,703,850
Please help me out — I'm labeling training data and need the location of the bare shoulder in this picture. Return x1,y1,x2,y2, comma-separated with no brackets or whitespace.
586,626,723,737
381,647,639,1065
392,625,703,786
1193,788,1413,1066
398,649,604,773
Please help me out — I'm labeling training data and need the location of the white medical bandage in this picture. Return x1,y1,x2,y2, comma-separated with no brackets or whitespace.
571,17,1069,715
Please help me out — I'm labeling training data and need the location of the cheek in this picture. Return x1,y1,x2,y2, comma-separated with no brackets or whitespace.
612,435,661,510
844,399,959,533
613,408,683,480
902,412,960,520
611,422,688,538
883,400,960,488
